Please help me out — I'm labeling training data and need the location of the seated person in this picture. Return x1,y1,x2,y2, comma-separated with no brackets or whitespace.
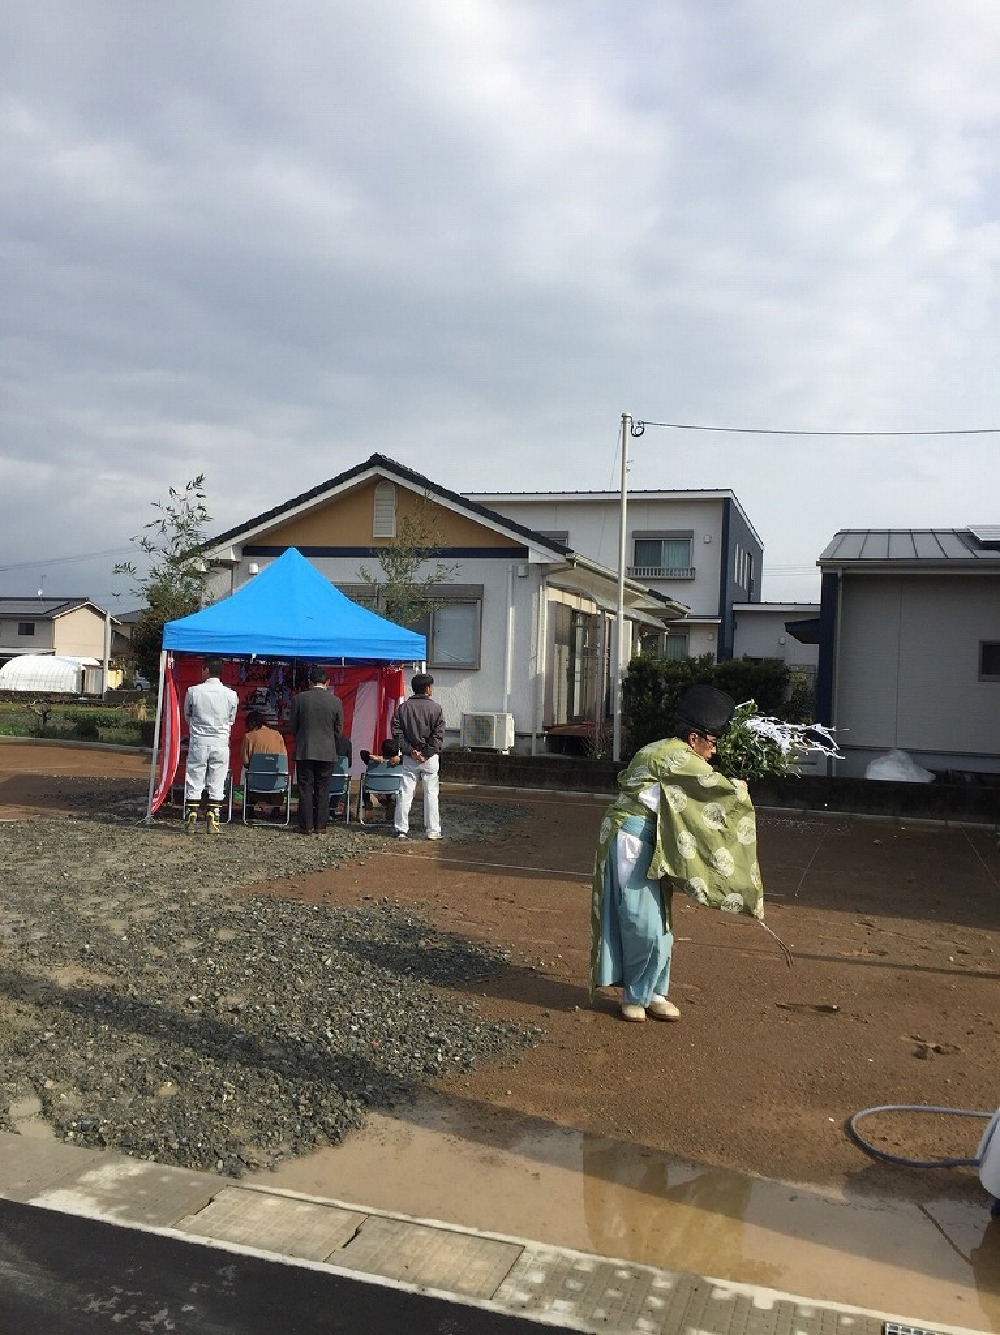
360,739,402,821
241,710,287,819
242,710,285,766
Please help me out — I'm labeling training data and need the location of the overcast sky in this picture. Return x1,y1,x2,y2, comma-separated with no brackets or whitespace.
3,1,999,609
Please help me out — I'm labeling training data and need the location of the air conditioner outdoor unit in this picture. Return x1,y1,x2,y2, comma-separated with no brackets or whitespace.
461,711,515,751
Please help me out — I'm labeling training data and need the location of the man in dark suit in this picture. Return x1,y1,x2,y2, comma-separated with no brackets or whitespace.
290,665,344,834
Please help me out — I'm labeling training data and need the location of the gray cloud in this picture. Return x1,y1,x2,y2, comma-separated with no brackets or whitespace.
2,0,999,606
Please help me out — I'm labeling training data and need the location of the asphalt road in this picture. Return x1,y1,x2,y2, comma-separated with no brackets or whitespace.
0,1197,544,1335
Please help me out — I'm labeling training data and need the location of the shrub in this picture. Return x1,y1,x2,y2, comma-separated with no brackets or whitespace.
623,656,792,753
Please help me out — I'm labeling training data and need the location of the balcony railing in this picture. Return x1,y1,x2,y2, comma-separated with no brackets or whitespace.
628,565,696,580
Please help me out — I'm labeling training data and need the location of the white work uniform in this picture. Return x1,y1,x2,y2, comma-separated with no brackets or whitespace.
184,676,238,804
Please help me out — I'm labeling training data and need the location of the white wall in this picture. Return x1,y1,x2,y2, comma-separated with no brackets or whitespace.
483,496,727,617
733,605,819,669
834,573,1000,773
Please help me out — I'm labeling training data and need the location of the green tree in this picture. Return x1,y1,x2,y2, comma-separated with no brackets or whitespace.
114,476,213,684
358,499,458,627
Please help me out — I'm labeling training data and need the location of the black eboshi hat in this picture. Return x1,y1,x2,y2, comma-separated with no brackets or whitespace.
674,684,736,737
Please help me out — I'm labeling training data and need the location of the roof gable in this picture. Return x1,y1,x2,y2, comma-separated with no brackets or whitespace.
205,454,571,559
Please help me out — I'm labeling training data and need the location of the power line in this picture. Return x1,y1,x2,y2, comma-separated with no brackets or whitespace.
635,419,1000,438
0,545,134,574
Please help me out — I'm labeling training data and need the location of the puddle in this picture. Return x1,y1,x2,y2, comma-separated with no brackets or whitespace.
9,1094,56,1141
250,1093,1000,1331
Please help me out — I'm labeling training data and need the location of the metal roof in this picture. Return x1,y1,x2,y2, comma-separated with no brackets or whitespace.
818,528,1000,567
0,597,104,619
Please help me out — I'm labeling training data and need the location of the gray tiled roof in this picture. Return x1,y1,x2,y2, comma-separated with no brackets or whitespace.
0,597,95,619
819,528,1000,566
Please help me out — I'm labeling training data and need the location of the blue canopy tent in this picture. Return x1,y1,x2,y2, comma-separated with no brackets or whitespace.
146,548,426,817
162,546,426,661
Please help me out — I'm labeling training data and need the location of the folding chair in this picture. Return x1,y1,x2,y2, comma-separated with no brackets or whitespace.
357,763,403,825
242,752,292,826
328,756,353,824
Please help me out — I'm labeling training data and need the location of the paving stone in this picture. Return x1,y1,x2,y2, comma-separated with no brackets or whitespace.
30,1156,217,1227
338,1214,521,1298
0,1132,106,1202
177,1186,366,1262
498,1248,686,1330
496,1250,890,1335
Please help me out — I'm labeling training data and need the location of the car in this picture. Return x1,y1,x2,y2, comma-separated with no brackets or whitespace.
134,673,151,691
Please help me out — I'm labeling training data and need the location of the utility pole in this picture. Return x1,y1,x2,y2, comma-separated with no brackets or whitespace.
612,413,631,761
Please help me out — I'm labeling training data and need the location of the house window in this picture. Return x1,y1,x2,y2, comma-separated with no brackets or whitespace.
637,629,689,660
372,481,396,539
428,600,481,669
630,534,694,578
337,581,483,668
734,546,753,589
17,622,35,636
979,642,1000,680
665,632,689,661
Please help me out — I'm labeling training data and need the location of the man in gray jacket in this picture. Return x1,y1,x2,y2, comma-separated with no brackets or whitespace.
391,672,445,840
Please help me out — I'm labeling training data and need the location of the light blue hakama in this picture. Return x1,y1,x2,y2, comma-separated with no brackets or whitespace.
594,813,673,1006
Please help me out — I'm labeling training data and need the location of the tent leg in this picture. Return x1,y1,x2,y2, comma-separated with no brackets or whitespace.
144,650,168,821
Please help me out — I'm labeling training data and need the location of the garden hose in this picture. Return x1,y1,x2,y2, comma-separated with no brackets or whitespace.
847,1103,989,1169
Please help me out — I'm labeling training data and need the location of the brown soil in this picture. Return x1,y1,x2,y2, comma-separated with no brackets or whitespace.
3,740,999,1197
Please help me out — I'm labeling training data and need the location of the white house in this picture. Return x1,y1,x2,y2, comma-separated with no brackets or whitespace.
200,455,688,753
732,602,820,672
466,488,766,663
817,527,1000,777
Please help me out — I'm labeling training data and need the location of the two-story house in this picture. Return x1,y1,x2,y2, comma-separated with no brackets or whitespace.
0,597,119,668
465,488,764,663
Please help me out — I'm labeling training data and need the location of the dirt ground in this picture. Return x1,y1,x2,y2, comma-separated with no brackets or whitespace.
2,741,999,1199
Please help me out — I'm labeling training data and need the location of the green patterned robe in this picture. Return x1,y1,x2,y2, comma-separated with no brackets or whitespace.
590,737,764,995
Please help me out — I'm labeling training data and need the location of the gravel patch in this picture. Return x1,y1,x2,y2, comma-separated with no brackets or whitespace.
0,784,541,1177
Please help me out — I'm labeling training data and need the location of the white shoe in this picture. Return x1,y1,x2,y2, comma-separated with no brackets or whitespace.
647,994,681,1021
620,1003,646,1023
426,832,443,841
396,832,408,840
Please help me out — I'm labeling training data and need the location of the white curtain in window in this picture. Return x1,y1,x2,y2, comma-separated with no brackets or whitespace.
661,539,691,569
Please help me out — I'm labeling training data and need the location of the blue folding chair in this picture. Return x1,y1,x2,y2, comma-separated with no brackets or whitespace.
357,763,403,824
328,756,353,824
241,752,291,825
